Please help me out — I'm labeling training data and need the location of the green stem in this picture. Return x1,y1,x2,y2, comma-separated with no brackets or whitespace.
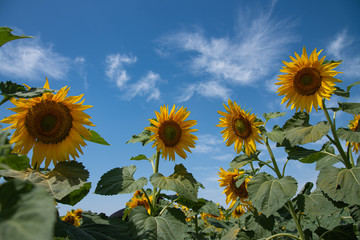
322,99,351,168
282,158,289,177
194,215,199,236
287,201,306,240
266,233,301,240
348,143,355,167
249,161,256,174
263,135,282,178
151,151,161,216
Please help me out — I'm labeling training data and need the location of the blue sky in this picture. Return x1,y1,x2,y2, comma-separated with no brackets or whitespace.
1,0,360,215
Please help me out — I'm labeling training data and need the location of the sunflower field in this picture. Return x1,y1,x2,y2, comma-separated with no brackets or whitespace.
0,27,360,240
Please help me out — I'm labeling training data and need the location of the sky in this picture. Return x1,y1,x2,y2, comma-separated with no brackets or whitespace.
1,0,360,216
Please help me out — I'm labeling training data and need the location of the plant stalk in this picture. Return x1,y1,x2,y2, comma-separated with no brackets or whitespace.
151,151,161,216
287,201,306,240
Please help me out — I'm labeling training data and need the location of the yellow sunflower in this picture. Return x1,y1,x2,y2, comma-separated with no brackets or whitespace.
61,209,83,227
218,167,251,208
217,99,263,156
1,78,94,169
346,114,360,153
275,47,342,113
126,190,153,214
145,105,198,161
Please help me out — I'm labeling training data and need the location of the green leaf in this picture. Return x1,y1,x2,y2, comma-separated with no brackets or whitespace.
0,161,89,200
265,125,285,144
57,182,91,206
150,164,201,201
286,146,318,162
220,226,240,240
0,129,11,157
95,165,147,195
262,112,286,122
126,129,152,146
317,166,360,205
349,205,360,231
304,189,338,216
130,154,152,162
247,173,297,216
337,127,360,143
0,179,56,240
84,130,110,145
229,151,260,169
0,27,33,47
245,213,274,239
315,224,357,240
339,102,360,114
129,207,188,240
285,121,330,146
1,154,30,170
334,86,350,98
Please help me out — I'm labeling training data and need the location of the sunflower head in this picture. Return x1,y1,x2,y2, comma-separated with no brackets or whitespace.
275,47,342,113
145,105,198,161
217,99,263,156
1,78,94,169
346,114,360,153
217,167,251,208
61,209,83,227
126,190,153,214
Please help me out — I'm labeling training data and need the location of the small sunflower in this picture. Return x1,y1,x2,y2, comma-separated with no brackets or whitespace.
145,105,198,161
232,205,245,218
126,190,153,214
1,78,94,169
275,47,342,113
218,167,251,208
61,209,83,227
346,114,360,153
217,99,263,156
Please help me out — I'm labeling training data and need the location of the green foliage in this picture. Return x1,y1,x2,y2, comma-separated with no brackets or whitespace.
333,81,360,99
129,207,188,240
220,226,240,240
150,164,202,201
176,197,220,216
0,179,56,240
126,129,152,146
95,165,147,195
315,224,357,240
262,112,286,122
0,81,53,105
248,173,298,216
317,166,360,205
0,154,30,170
304,189,338,216
337,127,360,143
0,161,89,200
84,130,110,145
230,151,260,169
0,27,33,47
57,182,92,206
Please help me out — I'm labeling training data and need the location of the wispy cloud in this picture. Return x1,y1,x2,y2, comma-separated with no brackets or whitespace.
193,134,223,154
105,53,137,88
158,1,296,101
327,30,360,79
105,53,162,101
0,39,71,80
74,57,89,90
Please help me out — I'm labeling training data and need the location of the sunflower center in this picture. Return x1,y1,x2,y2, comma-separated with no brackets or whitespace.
230,179,249,199
293,67,322,96
159,120,182,146
232,118,251,138
25,100,73,144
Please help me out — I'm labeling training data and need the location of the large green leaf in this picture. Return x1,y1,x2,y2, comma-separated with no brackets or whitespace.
262,112,286,122
176,196,220,216
0,154,30,170
84,130,110,145
284,121,330,146
129,207,188,240
304,189,338,216
315,224,357,240
150,164,201,201
95,165,147,195
220,226,240,240
0,179,56,240
126,129,152,146
0,129,11,157
247,173,297,216
245,213,274,239
317,166,360,205
230,152,260,169
57,182,91,206
337,127,360,143
338,102,360,114
265,125,285,145
0,161,89,200
0,27,33,47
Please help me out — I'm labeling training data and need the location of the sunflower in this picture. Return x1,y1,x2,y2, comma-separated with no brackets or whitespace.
61,209,83,227
218,167,251,208
346,114,360,153
126,190,153,214
1,78,94,169
145,105,198,161
217,99,263,156
275,47,342,113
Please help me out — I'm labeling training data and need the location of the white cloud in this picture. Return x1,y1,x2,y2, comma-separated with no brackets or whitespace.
193,134,223,154
0,40,71,80
74,57,89,90
327,30,360,79
177,80,231,102
158,1,296,101
105,53,137,88
125,71,161,101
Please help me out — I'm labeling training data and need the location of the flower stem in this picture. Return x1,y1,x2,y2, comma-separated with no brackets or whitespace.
151,151,161,216
287,201,306,240
322,99,351,169
263,135,282,178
